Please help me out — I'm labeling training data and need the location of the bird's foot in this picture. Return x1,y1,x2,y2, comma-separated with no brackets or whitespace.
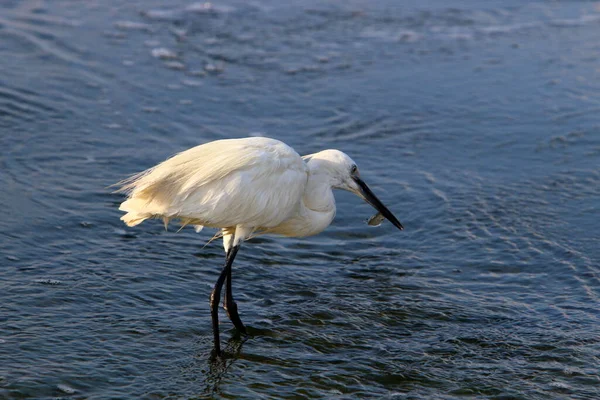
209,347,229,365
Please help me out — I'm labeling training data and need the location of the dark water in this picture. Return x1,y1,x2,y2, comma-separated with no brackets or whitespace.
1,0,599,398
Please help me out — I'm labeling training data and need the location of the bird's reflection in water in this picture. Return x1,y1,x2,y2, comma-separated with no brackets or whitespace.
210,331,248,363
195,331,249,397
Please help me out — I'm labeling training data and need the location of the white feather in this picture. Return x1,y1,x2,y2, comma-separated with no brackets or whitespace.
118,137,308,232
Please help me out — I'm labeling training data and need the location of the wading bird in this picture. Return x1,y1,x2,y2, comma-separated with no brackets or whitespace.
117,137,403,356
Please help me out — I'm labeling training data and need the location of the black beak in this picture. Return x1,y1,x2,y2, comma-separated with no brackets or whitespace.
353,176,404,230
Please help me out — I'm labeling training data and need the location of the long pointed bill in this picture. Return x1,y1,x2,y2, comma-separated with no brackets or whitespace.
353,177,404,230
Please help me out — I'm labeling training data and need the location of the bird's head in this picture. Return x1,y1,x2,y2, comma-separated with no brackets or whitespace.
303,150,404,230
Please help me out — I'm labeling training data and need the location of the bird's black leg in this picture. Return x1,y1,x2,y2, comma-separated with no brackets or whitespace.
210,244,240,356
223,255,247,334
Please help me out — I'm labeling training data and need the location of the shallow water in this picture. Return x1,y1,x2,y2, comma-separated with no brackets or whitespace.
1,0,599,398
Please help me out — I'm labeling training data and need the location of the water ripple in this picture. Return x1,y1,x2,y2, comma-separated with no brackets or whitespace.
1,0,600,399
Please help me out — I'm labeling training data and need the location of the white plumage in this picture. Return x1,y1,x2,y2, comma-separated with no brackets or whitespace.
119,137,307,238
116,136,403,356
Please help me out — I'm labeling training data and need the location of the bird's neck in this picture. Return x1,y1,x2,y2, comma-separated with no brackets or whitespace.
264,167,335,238
303,168,336,213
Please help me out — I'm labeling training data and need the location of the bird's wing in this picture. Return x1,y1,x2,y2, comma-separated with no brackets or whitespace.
118,137,308,229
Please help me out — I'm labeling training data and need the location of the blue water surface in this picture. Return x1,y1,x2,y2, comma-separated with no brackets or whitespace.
1,0,599,398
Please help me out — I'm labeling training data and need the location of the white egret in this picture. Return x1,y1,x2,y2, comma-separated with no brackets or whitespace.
116,137,403,355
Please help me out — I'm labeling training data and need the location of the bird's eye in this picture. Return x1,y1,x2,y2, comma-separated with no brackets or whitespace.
350,165,358,174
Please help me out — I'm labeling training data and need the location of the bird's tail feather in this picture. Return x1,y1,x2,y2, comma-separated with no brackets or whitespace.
119,198,156,227
120,213,148,227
